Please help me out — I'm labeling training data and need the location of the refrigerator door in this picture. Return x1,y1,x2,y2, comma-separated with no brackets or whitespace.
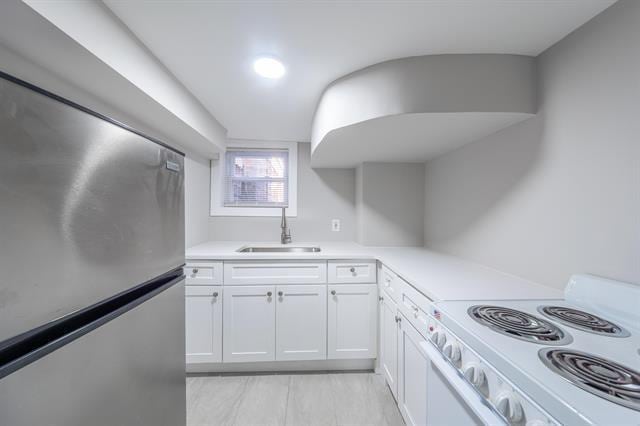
0,278,186,426
0,73,185,342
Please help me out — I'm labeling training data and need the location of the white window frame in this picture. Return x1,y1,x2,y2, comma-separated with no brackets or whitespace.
210,140,297,217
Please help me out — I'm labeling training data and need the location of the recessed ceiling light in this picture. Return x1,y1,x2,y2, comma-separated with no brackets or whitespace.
253,57,286,79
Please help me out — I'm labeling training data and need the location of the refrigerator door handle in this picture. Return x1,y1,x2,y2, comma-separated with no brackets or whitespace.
0,266,184,380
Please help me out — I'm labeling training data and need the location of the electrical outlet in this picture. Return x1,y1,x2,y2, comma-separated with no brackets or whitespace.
331,219,341,232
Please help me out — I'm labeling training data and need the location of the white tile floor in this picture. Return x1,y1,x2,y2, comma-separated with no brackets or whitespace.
187,372,404,426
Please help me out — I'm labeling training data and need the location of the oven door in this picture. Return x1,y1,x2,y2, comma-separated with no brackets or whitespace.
421,341,505,426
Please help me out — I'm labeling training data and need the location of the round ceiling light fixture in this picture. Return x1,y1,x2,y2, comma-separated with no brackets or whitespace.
253,57,286,79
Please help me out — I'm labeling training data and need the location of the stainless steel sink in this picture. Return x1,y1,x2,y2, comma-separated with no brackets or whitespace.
237,246,321,253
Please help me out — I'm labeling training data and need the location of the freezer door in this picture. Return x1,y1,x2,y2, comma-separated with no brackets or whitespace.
0,74,185,342
0,279,186,426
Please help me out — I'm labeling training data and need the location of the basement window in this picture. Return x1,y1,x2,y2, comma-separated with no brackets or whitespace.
210,141,297,217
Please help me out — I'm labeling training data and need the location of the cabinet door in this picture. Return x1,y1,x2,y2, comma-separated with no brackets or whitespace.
185,286,222,364
223,285,275,362
275,285,327,361
380,293,399,398
397,313,428,426
327,284,377,359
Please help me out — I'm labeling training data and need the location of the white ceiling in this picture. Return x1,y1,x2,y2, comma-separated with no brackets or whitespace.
105,0,615,143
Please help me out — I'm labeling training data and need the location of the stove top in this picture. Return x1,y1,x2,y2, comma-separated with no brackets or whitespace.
538,305,630,337
468,305,572,345
539,349,640,412
436,298,640,425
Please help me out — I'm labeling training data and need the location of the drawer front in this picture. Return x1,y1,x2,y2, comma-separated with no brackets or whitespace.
397,279,432,339
185,285,221,297
224,261,327,285
328,260,377,284
186,261,223,285
380,265,399,301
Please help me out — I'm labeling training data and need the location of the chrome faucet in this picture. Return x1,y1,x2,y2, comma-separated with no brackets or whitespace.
280,207,292,244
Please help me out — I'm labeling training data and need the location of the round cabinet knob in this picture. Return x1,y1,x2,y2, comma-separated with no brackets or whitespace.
495,391,524,424
192,268,198,274
331,290,336,295
278,291,283,297
463,363,486,388
212,292,219,297
267,291,272,297
350,267,356,273
443,341,462,363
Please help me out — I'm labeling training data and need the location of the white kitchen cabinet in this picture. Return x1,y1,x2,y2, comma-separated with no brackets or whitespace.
185,261,223,285
380,264,400,302
398,279,431,340
379,292,399,399
185,286,222,364
328,260,377,284
275,285,327,361
223,285,276,362
397,312,429,426
224,261,327,285
327,283,378,359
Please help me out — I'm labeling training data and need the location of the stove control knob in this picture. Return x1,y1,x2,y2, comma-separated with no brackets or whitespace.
463,363,486,388
430,330,447,348
496,391,524,423
443,341,461,363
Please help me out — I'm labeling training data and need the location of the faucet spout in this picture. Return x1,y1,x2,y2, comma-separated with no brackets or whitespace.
280,207,292,244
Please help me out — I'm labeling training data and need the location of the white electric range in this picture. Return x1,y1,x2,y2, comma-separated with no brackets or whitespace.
423,274,640,425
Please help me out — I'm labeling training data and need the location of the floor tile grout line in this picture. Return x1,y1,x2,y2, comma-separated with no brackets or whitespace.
231,376,251,426
332,374,340,426
283,375,292,426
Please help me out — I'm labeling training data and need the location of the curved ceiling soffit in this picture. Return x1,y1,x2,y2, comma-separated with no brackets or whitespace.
311,54,537,159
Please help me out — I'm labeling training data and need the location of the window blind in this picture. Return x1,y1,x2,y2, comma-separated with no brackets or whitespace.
223,148,289,207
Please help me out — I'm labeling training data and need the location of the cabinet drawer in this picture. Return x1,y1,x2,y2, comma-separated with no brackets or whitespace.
185,285,221,297
223,261,327,285
379,265,399,301
328,260,377,284
398,279,432,339
185,261,223,285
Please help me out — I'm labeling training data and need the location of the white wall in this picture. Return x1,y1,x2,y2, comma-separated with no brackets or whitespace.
208,143,357,242
424,0,640,289
357,163,425,247
185,154,211,248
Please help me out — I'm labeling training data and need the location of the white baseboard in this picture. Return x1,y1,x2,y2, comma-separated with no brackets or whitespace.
186,358,376,374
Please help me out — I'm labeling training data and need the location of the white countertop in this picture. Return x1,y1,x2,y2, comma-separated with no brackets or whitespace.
186,241,563,302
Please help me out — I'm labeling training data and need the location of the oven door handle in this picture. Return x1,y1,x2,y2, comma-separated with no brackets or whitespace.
420,341,506,425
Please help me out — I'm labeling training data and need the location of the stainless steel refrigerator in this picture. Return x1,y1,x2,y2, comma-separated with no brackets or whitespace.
0,71,186,425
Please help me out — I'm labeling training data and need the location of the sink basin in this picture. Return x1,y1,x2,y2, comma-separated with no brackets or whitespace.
237,246,321,253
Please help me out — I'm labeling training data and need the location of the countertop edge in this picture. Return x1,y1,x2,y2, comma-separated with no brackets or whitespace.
184,242,563,302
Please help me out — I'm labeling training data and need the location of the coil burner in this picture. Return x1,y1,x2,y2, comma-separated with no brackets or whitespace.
538,306,630,337
468,305,572,345
539,349,640,411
